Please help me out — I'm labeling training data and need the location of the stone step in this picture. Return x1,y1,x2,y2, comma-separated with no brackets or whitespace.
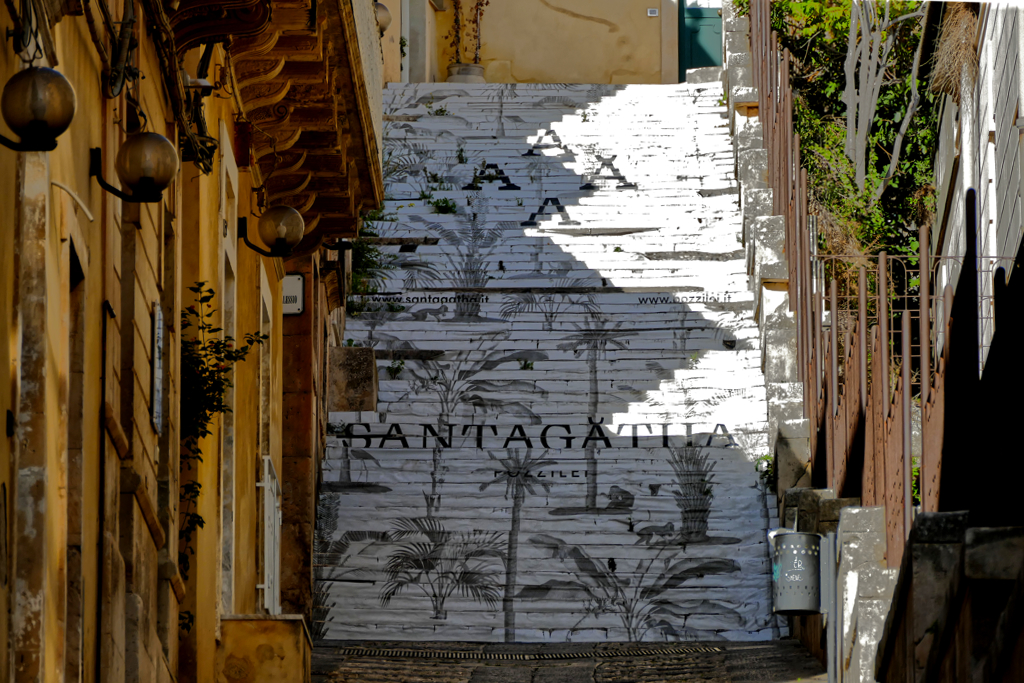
320,81,774,644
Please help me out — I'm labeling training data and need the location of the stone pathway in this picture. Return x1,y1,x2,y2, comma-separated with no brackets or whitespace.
317,82,784,644
312,641,826,682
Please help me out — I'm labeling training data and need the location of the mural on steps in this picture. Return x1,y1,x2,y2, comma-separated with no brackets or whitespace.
316,83,780,643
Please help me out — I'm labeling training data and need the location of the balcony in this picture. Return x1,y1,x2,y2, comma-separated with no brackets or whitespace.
217,615,311,683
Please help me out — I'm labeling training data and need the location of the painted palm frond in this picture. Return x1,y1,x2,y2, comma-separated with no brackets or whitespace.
666,446,716,541
404,346,548,421
533,96,585,109
558,318,636,355
464,379,540,393
315,492,343,543
644,599,750,637
478,449,557,499
394,254,443,290
526,535,740,641
406,199,509,317
383,139,434,182
380,517,505,618
640,559,739,600
529,535,622,591
500,282,599,330
644,360,675,381
315,527,390,582
431,223,504,250
454,568,503,607
390,515,449,544
499,292,543,320
463,396,544,424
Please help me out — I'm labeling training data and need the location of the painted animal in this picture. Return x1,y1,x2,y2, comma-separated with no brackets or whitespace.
606,485,635,510
635,522,675,546
408,304,448,321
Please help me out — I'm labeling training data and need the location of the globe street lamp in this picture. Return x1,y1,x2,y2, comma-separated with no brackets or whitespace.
0,66,76,152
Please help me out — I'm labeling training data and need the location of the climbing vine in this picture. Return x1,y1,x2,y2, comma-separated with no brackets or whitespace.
178,282,266,630
444,0,492,65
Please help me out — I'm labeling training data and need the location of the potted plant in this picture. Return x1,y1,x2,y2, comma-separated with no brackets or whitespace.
445,0,490,83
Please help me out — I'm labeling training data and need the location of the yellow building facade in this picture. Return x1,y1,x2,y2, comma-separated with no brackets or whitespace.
0,0,384,681
397,0,683,85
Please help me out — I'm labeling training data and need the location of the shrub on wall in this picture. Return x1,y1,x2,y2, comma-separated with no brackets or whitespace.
178,282,266,630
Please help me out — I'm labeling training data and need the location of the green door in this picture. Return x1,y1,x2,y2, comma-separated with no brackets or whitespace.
679,6,723,81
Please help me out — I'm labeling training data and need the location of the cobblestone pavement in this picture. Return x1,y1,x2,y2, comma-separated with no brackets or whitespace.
313,641,827,682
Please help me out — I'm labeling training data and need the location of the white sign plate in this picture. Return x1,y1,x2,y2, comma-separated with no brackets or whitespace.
283,274,305,315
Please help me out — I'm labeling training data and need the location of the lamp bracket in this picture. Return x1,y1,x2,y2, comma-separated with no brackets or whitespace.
238,216,279,258
0,133,57,152
89,148,163,203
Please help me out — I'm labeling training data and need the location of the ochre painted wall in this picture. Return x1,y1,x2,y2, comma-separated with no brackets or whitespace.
176,48,286,682
2,0,379,674
0,32,17,683
383,0,405,83
1,9,111,682
435,0,667,84
1,7,287,681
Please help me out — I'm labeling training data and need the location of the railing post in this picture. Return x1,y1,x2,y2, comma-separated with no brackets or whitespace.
858,266,868,412
902,312,913,537
815,273,824,404
829,280,838,490
830,279,838,418
879,252,889,410
919,223,930,404
802,171,813,386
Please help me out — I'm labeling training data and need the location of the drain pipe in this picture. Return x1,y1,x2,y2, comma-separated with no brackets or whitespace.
95,299,116,683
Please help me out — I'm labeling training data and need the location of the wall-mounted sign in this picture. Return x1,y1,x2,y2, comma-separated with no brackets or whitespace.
647,7,659,16
283,274,305,315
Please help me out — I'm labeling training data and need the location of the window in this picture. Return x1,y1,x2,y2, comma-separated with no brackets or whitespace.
256,455,282,614
220,121,239,613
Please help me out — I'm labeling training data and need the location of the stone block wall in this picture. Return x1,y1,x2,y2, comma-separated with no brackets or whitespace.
876,516,1024,682
838,507,896,683
720,0,810,505
778,489,897,681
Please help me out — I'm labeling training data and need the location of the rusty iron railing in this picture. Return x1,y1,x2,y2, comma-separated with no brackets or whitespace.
748,0,994,565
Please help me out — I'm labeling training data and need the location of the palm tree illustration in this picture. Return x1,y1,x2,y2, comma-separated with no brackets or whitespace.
380,517,505,621
478,449,558,642
411,196,512,321
394,252,442,291
557,316,636,509
404,335,548,516
311,493,390,639
666,445,715,545
500,278,599,332
524,534,740,641
353,307,401,348
484,83,583,138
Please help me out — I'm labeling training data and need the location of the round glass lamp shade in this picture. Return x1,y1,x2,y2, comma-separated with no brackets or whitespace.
257,206,305,252
375,2,392,33
115,132,179,199
1,67,76,148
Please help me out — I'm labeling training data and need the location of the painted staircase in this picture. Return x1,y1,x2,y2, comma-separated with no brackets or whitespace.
318,82,783,643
